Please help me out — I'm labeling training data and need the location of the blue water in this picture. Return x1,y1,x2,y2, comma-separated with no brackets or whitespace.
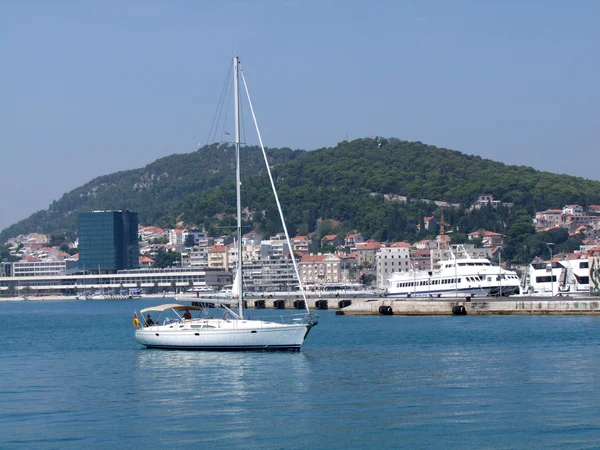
1,299,599,449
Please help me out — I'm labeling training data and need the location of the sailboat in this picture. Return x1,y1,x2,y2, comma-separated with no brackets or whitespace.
133,56,318,350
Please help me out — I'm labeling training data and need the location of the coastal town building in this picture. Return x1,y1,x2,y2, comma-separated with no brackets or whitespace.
562,205,584,216
423,216,437,231
168,229,185,245
139,226,166,244
534,205,600,233
344,233,364,249
471,194,514,210
182,229,207,246
321,234,343,248
410,249,432,272
12,259,79,277
260,233,290,260
292,235,312,253
78,210,139,272
299,253,341,286
467,230,508,248
355,240,382,268
563,215,599,234
0,267,232,296
139,256,154,269
376,242,411,289
338,254,358,283
208,245,228,269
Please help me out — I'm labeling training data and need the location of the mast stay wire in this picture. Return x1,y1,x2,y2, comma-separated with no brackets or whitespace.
240,63,312,318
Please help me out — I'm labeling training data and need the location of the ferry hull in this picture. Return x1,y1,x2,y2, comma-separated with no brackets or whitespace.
386,285,520,298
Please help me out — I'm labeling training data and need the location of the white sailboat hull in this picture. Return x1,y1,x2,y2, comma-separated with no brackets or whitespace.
135,318,311,351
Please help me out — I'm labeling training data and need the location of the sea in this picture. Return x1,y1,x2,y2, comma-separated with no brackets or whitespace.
1,298,599,450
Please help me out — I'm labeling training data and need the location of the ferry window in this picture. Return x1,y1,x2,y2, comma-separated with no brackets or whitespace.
536,276,556,283
580,276,589,284
580,262,589,268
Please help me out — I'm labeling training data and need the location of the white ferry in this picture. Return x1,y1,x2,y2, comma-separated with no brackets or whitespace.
523,255,590,296
386,246,520,298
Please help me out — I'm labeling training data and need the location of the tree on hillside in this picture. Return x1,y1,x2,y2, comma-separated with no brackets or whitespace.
152,250,181,268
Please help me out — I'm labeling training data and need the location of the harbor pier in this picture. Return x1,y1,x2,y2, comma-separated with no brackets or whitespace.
338,297,600,315
188,294,600,315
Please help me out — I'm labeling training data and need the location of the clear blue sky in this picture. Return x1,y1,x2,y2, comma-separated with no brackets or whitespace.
1,1,599,231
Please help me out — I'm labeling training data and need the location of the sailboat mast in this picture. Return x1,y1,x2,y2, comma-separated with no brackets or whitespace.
233,55,244,319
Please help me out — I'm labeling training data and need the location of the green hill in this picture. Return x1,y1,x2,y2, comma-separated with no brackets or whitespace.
0,143,300,241
2,137,599,263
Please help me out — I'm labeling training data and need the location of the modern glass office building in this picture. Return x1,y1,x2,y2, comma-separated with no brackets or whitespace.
78,211,139,272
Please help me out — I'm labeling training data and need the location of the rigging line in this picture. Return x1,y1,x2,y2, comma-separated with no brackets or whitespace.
205,60,233,148
215,69,233,145
240,68,311,318
193,60,232,224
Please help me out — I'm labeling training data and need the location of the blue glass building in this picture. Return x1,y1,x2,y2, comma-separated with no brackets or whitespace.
78,211,139,272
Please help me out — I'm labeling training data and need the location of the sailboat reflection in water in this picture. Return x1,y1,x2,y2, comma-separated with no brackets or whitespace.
133,56,317,350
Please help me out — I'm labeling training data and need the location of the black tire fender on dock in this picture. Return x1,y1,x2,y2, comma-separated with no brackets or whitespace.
452,305,467,315
378,305,393,315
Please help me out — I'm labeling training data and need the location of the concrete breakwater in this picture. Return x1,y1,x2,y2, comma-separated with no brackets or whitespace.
6,294,598,316
189,295,600,315
339,297,600,315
